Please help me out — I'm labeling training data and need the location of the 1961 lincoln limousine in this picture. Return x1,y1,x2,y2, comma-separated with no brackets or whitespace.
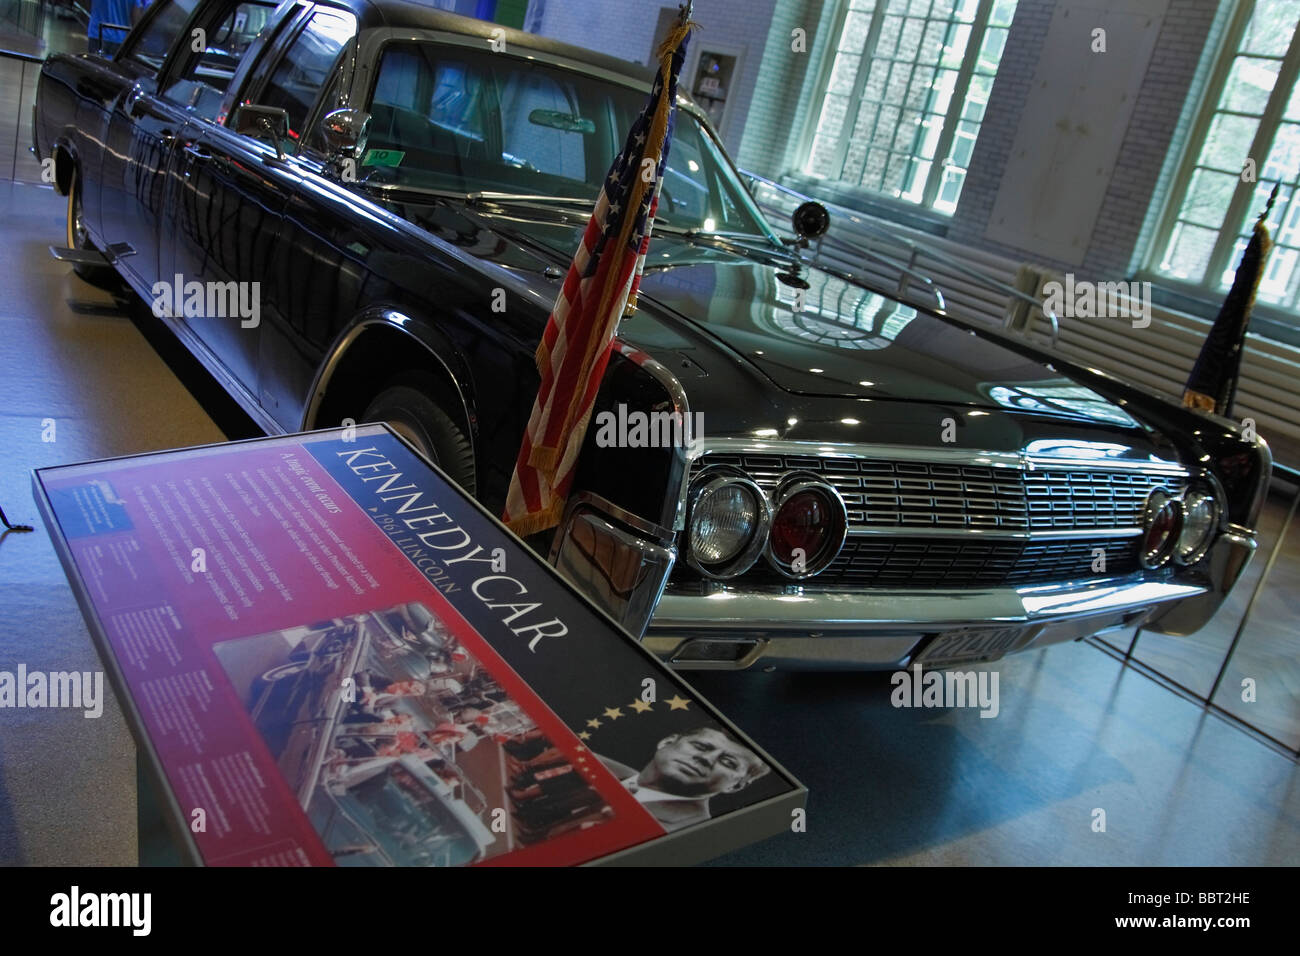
33,0,1271,670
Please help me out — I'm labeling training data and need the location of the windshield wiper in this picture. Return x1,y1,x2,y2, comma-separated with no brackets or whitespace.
356,181,472,203
650,223,786,256
466,192,596,212
378,187,784,256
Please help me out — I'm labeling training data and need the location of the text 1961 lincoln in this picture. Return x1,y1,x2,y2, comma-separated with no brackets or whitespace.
33,0,1270,670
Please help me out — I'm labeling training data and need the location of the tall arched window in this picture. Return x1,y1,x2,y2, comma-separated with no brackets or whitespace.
801,0,1018,214
1151,1,1300,313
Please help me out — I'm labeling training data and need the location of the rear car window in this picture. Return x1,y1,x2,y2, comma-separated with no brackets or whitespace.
122,0,202,72
162,1,277,119
251,8,357,151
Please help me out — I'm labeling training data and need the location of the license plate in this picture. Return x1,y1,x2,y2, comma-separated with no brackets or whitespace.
916,625,1035,667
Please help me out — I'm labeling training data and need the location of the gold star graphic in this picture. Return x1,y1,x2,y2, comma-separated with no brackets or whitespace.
629,699,653,713
578,731,591,740
586,717,602,729
665,695,691,711
602,706,624,721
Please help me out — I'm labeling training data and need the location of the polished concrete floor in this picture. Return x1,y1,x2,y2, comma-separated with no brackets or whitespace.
0,180,228,865
0,179,1297,867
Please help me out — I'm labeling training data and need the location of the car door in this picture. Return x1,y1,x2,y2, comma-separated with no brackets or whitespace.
97,0,205,290
155,0,286,396
225,5,359,431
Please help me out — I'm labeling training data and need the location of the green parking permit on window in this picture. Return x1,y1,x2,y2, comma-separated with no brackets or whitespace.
362,148,405,167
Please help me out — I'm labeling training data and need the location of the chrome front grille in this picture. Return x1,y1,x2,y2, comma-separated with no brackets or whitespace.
1023,468,1185,529
677,449,1188,590
727,536,1139,589
692,452,1186,534
754,538,1138,590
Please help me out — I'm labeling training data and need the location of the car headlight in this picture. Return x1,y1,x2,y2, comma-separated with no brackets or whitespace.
1140,489,1183,569
1176,483,1221,564
766,476,848,579
685,473,771,578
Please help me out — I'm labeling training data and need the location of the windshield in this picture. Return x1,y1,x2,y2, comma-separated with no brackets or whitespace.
361,42,775,239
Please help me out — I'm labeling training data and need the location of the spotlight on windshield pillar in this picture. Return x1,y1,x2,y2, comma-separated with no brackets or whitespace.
792,201,829,243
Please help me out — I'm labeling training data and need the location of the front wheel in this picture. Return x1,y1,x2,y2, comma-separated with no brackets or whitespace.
362,378,477,496
65,166,118,289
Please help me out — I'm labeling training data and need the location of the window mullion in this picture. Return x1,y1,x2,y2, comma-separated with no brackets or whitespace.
827,0,892,181
1274,185,1300,307
1205,13,1300,284
1146,0,1255,278
922,0,992,208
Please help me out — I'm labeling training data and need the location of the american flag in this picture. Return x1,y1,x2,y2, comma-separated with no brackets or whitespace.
503,6,696,537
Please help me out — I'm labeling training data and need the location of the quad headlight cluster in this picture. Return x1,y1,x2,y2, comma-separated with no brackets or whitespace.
1140,477,1224,569
684,470,847,580
685,468,1224,580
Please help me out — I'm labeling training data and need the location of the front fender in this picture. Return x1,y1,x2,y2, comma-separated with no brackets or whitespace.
303,306,479,453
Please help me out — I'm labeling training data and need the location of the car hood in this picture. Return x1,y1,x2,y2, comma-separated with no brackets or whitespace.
632,258,1139,425
399,200,1141,429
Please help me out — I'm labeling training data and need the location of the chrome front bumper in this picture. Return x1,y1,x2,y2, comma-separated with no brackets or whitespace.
549,492,1257,671
645,577,1199,670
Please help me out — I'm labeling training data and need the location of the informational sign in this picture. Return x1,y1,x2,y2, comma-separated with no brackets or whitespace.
33,425,803,866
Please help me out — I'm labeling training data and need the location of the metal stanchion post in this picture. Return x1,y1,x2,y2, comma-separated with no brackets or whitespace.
10,60,25,180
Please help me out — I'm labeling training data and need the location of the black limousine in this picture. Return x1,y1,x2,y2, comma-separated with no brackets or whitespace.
33,0,1270,669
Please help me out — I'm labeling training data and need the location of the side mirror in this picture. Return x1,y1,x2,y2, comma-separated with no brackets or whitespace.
234,104,290,159
321,107,371,160
791,201,830,242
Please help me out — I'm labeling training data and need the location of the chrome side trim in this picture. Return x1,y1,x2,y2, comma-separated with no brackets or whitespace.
548,491,676,639
551,489,673,544
610,339,694,531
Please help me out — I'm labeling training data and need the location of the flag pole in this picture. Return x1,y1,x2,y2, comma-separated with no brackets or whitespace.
502,3,697,538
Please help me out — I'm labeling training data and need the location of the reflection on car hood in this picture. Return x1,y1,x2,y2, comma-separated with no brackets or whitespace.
401,201,1141,428
635,259,1138,426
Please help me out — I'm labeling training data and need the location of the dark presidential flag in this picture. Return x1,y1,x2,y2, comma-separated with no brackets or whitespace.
503,4,696,537
1183,186,1277,416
